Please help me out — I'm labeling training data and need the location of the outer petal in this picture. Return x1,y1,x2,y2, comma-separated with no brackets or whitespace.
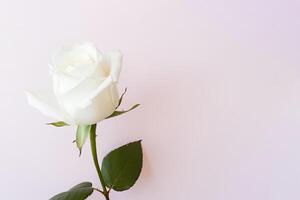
104,50,122,82
25,90,73,124
59,76,119,125
57,76,106,110
52,71,84,96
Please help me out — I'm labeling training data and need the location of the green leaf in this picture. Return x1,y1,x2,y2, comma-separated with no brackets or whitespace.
76,125,92,156
106,104,140,119
47,121,69,127
101,140,143,191
49,182,93,200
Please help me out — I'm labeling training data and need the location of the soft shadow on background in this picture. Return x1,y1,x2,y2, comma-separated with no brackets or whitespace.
1,0,300,200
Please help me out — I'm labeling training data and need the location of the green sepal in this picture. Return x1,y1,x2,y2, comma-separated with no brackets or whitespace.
101,140,143,191
116,88,127,109
49,182,93,200
47,121,69,127
76,125,92,156
106,104,140,119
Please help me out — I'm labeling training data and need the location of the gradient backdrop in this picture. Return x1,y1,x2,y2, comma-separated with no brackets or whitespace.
1,0,300,199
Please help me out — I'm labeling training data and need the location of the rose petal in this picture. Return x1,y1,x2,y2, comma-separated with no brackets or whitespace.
52,71,84,96
104,50,122,82
50,43,103,96
51,42,100,71
58,76,106,109
58,76,119,125
25,90,73,124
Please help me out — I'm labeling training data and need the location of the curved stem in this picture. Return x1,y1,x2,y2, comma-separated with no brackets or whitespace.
90,124,110,200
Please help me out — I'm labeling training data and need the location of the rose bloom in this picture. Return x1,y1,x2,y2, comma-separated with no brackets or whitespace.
26,42,122,125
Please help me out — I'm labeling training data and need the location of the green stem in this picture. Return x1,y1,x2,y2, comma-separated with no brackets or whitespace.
90,124,110,200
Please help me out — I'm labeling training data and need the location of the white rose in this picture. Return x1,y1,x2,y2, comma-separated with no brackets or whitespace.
26,42,122,125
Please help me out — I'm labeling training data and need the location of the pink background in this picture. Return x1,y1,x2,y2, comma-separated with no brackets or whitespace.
1,0,300,199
